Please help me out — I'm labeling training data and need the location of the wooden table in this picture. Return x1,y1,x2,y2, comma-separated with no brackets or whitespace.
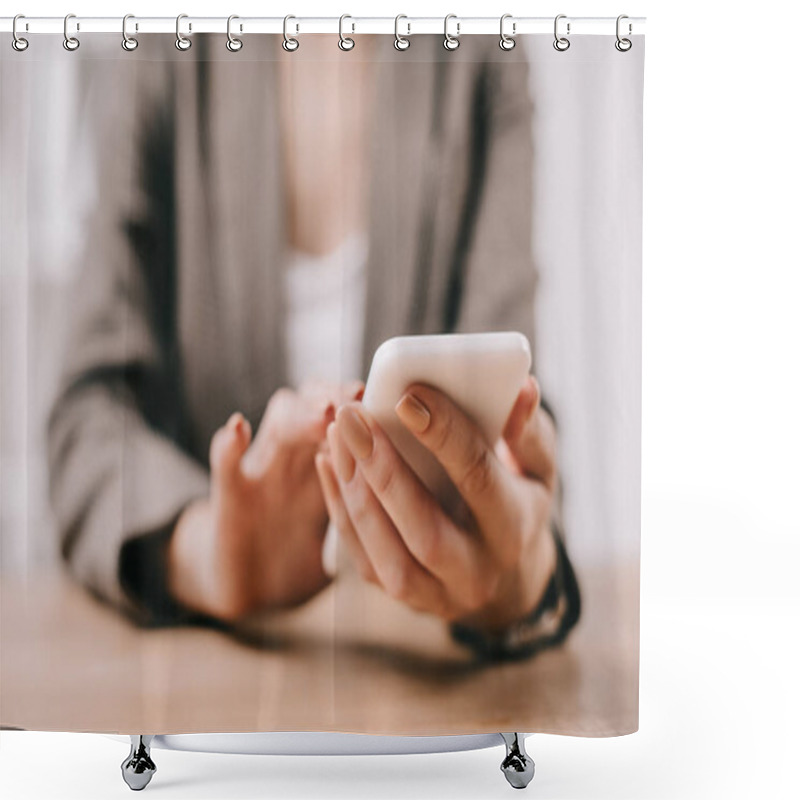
1,560,638,736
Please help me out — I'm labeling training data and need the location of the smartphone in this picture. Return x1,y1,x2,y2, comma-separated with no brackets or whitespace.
322,331,532,577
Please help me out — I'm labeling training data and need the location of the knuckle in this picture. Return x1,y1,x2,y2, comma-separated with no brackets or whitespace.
459,445,494,498
346,477,371,523
416,516,444,567
458,560,501,613
330,507,352,537
265,388,293,419
362,565,380,586
464,578,493,613
429,413,454,454
496,527,524,571
428,590,452,621
384,560,414,601
214,589,250,622
372,458,396,498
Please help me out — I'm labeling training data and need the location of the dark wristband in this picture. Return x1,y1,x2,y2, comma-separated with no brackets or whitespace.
449,520,581,661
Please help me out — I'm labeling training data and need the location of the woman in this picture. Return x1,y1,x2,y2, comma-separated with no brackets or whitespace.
47,33,579,660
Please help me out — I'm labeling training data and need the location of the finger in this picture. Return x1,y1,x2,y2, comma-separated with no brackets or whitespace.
314,452,378,585
327,419,355,484
503,379,557,489
266,388,336,444
299,379,365,407
335,404,495,613
209,412,252,490
328,419,452,618
244,389,335,476
502,375,539,446
393,385,521,556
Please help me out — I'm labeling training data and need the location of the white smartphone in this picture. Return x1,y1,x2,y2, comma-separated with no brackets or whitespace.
322,331,532,577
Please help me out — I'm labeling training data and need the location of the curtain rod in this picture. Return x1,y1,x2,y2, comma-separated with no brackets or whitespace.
1,16,646,36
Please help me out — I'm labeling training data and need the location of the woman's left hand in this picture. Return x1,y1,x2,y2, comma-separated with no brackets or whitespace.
315,376,559,633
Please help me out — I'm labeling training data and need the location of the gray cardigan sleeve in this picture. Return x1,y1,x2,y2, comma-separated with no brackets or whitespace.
451,42,538,353
47,54,210,627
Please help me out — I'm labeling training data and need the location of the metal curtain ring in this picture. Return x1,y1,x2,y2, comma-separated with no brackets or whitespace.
394,14,410,51
499,14,516,51
63,13,80,51
122,14,138,51
339,14,355,51
282,15,299,51
175,13,191,51
226,15,243,52
12,14,29,52
443,14,460,51
553,14,570,52
615,14,632,51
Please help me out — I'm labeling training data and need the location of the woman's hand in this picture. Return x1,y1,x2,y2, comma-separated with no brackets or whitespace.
167,380,362,622
315,376,558,633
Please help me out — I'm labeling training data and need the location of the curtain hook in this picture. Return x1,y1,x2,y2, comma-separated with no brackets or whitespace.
175,13,191,51
499,14,516,51
12,14,29,52
338,14,355,51
615,14,632,51
553,14,570,52
282,15,299,51
122,14,138,51
63,13,80,51
394,14,410,51
443,14,460,51
226,14,243,52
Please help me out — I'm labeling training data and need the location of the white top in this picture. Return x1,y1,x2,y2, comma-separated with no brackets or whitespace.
283,233,368,578
283,232,368,389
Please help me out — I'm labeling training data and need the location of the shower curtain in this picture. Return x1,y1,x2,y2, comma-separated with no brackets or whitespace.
0,26,644,739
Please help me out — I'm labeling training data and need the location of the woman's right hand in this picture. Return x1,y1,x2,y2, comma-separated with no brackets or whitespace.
167,381,362,622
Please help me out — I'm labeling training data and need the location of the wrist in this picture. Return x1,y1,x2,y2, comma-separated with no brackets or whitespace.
454,520,558,635
167,498,227,620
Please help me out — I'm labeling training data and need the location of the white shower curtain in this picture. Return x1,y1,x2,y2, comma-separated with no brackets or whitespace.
1,27,643,738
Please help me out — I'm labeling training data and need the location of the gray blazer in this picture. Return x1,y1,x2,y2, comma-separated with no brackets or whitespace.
47,34,541,627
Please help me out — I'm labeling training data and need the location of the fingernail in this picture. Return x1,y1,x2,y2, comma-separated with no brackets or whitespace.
395,393,431,433
346,380,365,400
329,422,356,482
323,402,336,424
337,405,374,461
230,413,247,436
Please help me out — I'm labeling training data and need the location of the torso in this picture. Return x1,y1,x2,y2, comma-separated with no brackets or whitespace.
278,35,376,256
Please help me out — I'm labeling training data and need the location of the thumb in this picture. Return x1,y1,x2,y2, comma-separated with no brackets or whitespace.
503,375,539,446
503,377,558,487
